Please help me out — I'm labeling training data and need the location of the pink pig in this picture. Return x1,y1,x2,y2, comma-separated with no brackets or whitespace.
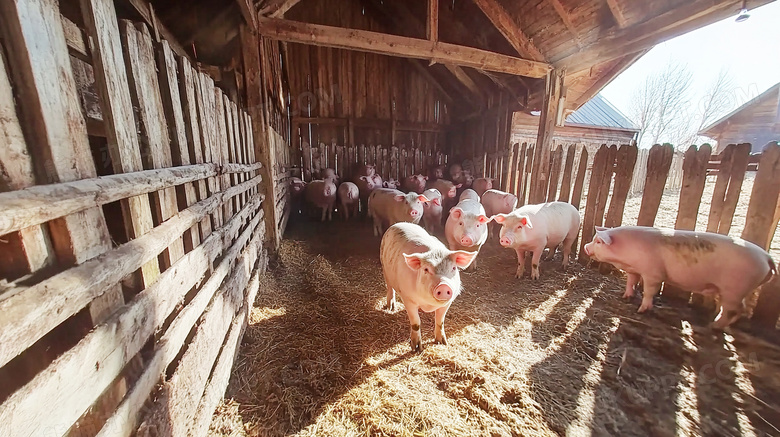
459,189,480,202
356,164,376,177
583,226,777,328
368,188,429,236
481,189,518,239
403,174,428,193
304,179,337,222
445,199,492,270
421,188,443,234
380,222,477,351
337,182,360,220
472,178,493,197
383,178,401,190
355,175,377,215
493,201,580,280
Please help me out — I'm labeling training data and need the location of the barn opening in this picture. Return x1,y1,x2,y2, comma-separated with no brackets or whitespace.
1,0,779,436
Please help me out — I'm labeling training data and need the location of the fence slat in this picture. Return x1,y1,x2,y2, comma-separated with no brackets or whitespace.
605,145,638,228
706,144,736,233
546,145,563,202
718,143,751,234
636,144,674,227
675,144,712,231
570,148,588,210
579,145,609,262
558,145,576,203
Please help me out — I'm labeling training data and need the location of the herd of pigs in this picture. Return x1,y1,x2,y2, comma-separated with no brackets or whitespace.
290,164,777,352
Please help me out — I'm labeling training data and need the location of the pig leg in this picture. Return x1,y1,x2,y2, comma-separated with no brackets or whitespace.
372,216,382,237
623,273,640,299
561,237,575,269
404,304,423,352
434,305,450,345
385,283,396,312
515,249,526,279
712,292,744,329
320,206,327,222
637,279,661,313
530,247,545,280
341,201,349,220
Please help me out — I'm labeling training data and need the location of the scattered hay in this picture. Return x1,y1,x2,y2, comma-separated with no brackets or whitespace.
210,217,780,437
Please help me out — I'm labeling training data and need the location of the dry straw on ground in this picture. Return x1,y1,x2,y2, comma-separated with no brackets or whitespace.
209,213,780,437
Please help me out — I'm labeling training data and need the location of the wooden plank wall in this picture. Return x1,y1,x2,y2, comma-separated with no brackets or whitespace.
0,2,267,436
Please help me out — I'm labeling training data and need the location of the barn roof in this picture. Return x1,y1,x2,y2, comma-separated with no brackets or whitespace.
699,82,780,135
565,94,638,131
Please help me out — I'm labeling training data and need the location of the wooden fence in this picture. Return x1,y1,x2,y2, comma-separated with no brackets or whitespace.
300,142,448,182
0,3,273,436
472,141,780,331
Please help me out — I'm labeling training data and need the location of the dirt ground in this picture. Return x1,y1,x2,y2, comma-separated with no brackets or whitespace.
209,213,780,437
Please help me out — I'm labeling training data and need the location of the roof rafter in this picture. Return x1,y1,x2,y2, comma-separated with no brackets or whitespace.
546,0,582,47
605,0,629,28
427,0,438,42
471,0,546,62
259,0,303,18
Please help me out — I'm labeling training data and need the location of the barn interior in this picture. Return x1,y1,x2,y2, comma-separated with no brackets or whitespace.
1,0,780,436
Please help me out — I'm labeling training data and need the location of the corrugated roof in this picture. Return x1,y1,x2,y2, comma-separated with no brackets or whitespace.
565,94,638,131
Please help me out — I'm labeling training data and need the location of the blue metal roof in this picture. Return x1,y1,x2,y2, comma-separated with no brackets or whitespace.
565,94,638,131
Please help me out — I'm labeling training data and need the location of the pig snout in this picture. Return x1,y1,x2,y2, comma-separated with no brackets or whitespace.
583,243,593,256
433,283,453,302
460,235,474,246
500,235,513,247
410,209,420,218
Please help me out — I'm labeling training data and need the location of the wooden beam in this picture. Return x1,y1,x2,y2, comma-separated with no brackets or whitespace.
427,0,438,42
257,17,551,78
125,0,192,62
236,0,257,30
570,49,647,108
547,0,581,47
555,0,773,73
471,0,545,62
445,64,485,106
407,60,456,104
259,0,303,18
529,69,564,203
605,0,629,28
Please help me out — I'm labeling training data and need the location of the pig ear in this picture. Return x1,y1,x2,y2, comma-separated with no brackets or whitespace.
403,253,423,270
433,198,441,206
359,176,368,181
451,251,478,269
417,195,430,202
450,208,463,219
520,216,534,229
423,176,429,180
455,183,463,188
477,215,491,223
394,194,405,202
493,213,507,224
595,228,612,245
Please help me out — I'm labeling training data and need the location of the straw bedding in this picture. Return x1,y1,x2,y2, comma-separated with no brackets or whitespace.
209,216,780,437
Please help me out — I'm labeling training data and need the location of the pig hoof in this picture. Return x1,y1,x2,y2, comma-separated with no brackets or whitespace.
531,271,540,280
637,302,653,313
434,336,447,345
622,291,634,299
411,339,423,353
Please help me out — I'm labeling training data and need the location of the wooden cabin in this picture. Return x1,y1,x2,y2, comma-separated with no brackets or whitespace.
2,0,780,436
699,82,780,154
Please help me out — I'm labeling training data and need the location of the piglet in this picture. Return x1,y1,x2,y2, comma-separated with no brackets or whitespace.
322,168,339,184
371,173,383,189
383,178,401,190
493,201,580,280
356,164,376,178
421,188,443,234
403,174,428,194
429,165,446,181
449,164,463,180
428,179,462,211
337,182,360,220
380,222,477,351
472,178,493,197
481,189,518,239
459,188,480,202
355,175,377,215
444,199,492,270
583,226,777,328
304,179,337,222
289,177,307,214
368,188,429,236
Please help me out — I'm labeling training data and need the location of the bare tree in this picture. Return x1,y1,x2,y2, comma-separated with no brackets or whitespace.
681,69,736,147
629,61,693,148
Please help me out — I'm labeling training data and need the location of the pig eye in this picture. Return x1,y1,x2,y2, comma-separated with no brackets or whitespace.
459,222,464,226
424,267,431,274
476,223,480,227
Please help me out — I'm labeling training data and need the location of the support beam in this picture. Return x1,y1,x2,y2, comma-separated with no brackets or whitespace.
407,60,456,104
571,49,647,108
605,0,629,28
236,0,257,30
259,0,304,18
547,0,581,47
427,0,438,42
472,0,546,62
445,65,484,106
529,69,564,203
555,0,773,73
257,17,551,78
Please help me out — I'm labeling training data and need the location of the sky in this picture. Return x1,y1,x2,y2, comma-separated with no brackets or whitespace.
601,1,780,135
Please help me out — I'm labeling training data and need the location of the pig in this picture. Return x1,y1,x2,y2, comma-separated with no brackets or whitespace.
481,189,518,239
448,163,463,180
383,178,401,190
493,201,580,280
444,199,492,270
403,174,428,194
421,188,443,234
304,179,337,222
322,168,339,183
429,165,446,181
356,164,376,178
368,188,430,237
583,226,777,328
355,175,378,215
380,222,477,351
472,178,494,197
428,179,462,211
337,182,360,220
459,188,480,202
371,173,383,189
289,177,307,214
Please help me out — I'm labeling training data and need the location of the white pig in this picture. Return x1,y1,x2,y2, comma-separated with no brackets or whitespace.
304,179,337,222
583,226,777,328
459,188,480,202
493,201,580,280
472,178,493,197
380,222,477,351
444,199,492,270
337,182,360,220
481,189,518,239
421,188,443,234
368,188,429,236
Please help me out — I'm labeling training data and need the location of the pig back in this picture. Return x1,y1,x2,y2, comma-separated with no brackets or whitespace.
369,188,416,224
305,180,336,207
338,182,359,203
482,189,518,217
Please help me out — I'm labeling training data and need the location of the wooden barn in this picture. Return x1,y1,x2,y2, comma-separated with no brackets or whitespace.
700,82,780,154
2,0,780,436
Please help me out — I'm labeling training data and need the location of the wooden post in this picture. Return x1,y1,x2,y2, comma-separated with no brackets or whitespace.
570,147,588,209
529,69,563,203
579,146,608,262
636,144,674,227
242,25,280,248
558,144,576,203
604,144,638,227
546,144,563,202
675,144,712,231
718,143,751,234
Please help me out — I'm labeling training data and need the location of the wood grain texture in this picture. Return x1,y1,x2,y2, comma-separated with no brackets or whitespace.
636,144,674,227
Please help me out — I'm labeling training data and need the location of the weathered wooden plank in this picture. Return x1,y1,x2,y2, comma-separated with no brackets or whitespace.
0,46,54,279
231,101,246,208
636,144,674,227
570,148,588,209
157,40,200,252
222,94,238,217
594,145,617,228
202,74,224,227
122,21,185,267
546,144,563,202
579,146,608,262
0,194,262,437
706,144,735,233
605,145,638,227
675,144,712,231
0,174,260,370
718,143,751,234
558,144,576,203
471,0,546,61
